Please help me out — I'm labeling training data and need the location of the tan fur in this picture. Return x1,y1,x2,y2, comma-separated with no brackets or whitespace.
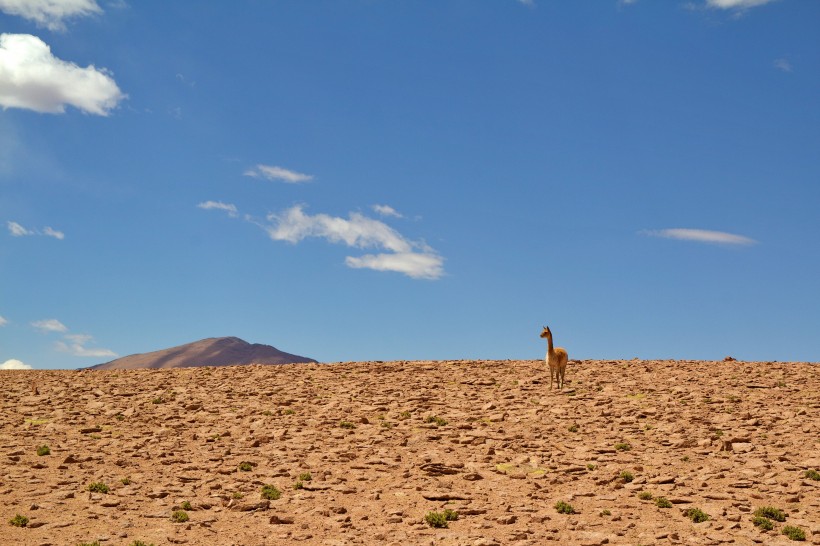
540,326,568,390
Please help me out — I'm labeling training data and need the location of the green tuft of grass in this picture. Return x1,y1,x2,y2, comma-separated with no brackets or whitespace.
804,469,820,481
425,415,448,427
293,481,304,490
261,484,281,500
615,442,631,451
424,509,458,528
655,497,673,508
599,509,611,516
282,409,296,415
684,508,710,523
36,444,50,456
298,472,312,482
619,470,634,483
754,506,786,522
554,501,576,514
180,501,192,511
399,411,411,420
638,491,653,500
238,461,253,472
586,463,596,471
87,481,109,494
339,420,356,429
568,424,579,433
752,516,774,530
120,476,132,485
782,525,806,541
77,542,101,546
8,514,28,527
129,541,156,546
171,510,189,523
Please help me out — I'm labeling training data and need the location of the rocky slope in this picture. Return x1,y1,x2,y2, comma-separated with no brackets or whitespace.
1,359,818,545
89,337,316,370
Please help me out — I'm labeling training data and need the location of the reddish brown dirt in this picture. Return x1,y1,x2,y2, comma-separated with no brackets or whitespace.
1,359,818,545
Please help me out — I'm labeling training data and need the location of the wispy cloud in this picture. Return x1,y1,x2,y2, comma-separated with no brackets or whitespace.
32,318,69,333
7,221,64,239
0,33,125,115
517,0,536,7
774,58,792,73
1,358,32,370
641,228,756,246
197,201,238,217
0,0,101,31
243,164,313,184
55,334,117,358
705,0,777,10
263,205,444,279
372,204,403,219
0,315,7,327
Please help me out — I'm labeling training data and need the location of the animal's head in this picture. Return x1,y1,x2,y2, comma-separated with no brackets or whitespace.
540,326,551,339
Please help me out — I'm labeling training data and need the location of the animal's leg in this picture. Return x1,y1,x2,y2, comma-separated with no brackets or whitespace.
549,365,554,390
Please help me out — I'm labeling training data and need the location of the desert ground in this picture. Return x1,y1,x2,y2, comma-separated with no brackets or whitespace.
1,359,818,546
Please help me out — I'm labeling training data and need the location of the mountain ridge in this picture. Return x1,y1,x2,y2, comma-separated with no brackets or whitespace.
89,336,316,370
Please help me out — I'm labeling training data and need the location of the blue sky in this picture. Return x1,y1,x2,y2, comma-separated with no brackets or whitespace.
2,0,818,369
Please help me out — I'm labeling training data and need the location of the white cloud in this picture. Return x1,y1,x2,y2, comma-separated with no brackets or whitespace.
244,164,313,184
346,252,444,280
197,200,238,217
55,333,117,358
518,0,535,6
0,33,125,115
262,205,444,279
642,228,756,245
43,226,64,239
706,0,777,9
32,318,68,332
0,0,101,31
7,220,32,236
0,315,7,326
1,358,32,370
7,220,65,239
372,204,403,219
774,58,792,73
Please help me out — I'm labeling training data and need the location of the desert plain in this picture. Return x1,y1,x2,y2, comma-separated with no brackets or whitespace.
1,358,818,546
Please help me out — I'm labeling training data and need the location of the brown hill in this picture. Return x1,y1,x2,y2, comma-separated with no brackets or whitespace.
88,336,316,370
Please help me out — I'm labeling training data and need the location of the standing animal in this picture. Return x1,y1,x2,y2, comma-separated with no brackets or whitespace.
540,326,568,389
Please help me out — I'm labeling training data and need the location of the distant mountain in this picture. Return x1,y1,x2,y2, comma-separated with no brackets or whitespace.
89,337,317,370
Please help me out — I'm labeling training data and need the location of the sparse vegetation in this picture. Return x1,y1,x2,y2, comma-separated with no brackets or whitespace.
599,509,611,517
586,463,597,471
754,506,786,522
261,484,281,500
638,491,653,500
151,397,164,404
87,481,110,494
684,508,710,523
568,423,579,433
399,411,411,420
171,510,189,523
238,461,253,472
293,481,304,490
782,525,806,541
425,415,448,427
804,469,820,481
77,542,101,546
36,444,50,456
180,501,192,511
615,442,631,451
619,470,634,483
339,420,356,429
424,509,458,528
655,497,673,508
752,516,774,530
298,472,312,482
9,514,28,527
554,501,576,514
283,409,296,415
120,476,132,485
129,541,156,546
232,492,244,500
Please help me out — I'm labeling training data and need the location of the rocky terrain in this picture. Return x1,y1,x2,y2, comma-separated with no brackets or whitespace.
90,337,316,370
1,359,818,546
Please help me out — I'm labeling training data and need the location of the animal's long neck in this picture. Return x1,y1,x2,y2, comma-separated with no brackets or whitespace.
546,334,554,355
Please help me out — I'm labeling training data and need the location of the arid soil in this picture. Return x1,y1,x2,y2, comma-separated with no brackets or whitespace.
1,359,818,546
